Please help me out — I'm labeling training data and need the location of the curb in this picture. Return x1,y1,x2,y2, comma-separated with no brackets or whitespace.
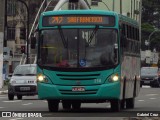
0,90,8,95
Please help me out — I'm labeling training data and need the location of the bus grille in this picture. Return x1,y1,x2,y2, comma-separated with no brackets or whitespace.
59,89,98,95
56,73,100,81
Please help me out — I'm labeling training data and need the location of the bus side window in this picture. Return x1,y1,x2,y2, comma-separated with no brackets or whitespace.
120,24,127,48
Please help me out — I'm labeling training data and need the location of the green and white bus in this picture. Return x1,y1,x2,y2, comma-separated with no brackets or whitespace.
32,10,141,112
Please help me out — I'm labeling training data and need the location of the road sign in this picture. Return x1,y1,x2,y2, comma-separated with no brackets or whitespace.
152,52,159,64
146,57,151,64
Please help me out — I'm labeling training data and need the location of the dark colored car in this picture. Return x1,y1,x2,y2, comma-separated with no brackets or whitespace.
141,67,160,87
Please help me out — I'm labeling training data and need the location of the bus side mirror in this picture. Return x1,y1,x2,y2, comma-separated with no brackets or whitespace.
31,35,36,49
120,35,127,48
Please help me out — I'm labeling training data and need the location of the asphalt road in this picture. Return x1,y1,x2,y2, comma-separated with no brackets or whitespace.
0,86,160,120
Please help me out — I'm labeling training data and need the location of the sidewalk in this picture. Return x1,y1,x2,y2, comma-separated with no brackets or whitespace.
0,85,8,95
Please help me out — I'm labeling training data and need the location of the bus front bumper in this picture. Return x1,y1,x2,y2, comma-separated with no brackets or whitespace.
37,82,120,100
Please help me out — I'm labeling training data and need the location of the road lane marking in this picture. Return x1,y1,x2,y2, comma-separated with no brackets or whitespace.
149,98,157,100
0,96,7,99
22,103,33,106
146,94,158,96
138,100,145,102
43,101,47,103
3,100,22,103
0,107,4,109
0,95,6,97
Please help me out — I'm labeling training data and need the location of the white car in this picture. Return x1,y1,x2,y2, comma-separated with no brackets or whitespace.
8,64,37,100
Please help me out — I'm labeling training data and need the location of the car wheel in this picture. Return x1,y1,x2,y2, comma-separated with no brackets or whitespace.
47,100,59,112
17,95,22,100
8,94,14,100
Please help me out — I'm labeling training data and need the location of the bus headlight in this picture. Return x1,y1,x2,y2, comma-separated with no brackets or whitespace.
37,74,47,82
109,73,119,82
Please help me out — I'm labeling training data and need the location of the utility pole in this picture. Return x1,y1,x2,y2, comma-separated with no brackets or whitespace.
120,0,122,14
0,0,5,88
17,0,29,64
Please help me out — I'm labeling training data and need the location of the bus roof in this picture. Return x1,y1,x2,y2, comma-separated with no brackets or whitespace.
41,10,118,17
118,14,139,26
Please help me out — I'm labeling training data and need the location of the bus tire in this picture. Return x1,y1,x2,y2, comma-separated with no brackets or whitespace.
72,101,81,110
110,100,121,112
126,98,135,109
47,100,59,112
120,100,125,109
62,100,71,110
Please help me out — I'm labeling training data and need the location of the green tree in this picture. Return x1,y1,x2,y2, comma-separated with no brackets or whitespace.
142,0,160,51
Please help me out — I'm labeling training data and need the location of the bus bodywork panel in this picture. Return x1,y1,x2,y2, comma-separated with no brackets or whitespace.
37,68,121,100
38,82,120,100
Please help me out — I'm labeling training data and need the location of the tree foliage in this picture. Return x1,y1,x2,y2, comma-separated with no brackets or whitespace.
142,0,160,51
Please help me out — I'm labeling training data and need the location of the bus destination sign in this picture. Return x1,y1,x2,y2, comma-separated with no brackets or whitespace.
42,15,115,26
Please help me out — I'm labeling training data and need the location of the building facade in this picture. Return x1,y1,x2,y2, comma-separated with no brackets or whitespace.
5,0,44,74
88,0,141,22
4,0,141,75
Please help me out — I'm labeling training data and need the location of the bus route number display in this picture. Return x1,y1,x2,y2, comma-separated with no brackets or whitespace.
43,15,115,26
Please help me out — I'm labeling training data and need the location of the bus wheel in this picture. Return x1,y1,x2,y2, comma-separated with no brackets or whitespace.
72,101,81,110
126,98,135,109
110,100,121,112
47,100,59,112
62,100,71,110
120,100,125,109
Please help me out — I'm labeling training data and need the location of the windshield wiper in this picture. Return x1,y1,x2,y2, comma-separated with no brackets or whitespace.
88,25,99,44
58,26,68,48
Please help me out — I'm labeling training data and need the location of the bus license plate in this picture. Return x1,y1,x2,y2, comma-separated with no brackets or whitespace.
72,87,85,92
20,87,30,91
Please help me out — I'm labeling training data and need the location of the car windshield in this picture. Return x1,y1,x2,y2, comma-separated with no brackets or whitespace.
13,66,36,76
141,67,158,75
38,28,118,69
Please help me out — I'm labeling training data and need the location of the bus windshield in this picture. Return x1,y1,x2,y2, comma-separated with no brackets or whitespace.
38,28,118,69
